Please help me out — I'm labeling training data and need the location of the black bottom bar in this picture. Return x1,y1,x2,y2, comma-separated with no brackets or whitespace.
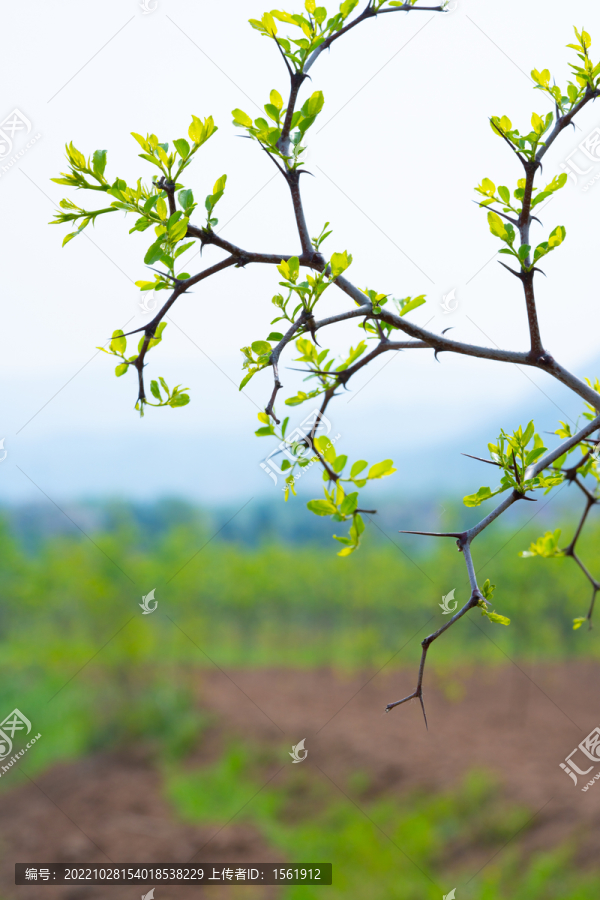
15,863,332,885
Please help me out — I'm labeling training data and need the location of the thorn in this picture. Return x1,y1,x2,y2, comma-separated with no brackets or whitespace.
418,693,428,730
461,453,502,467
441,327,454,335
498,260,523,279
399,530,466,539
434,348,443,362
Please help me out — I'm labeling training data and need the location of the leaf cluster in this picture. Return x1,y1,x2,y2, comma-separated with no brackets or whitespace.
464,421,563,507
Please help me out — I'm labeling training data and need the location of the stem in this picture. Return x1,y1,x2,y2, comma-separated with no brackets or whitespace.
287,170,312,255
278,72,306,158
304,2,446,73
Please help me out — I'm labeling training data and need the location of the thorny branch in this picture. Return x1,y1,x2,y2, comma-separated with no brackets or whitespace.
53,6,600,724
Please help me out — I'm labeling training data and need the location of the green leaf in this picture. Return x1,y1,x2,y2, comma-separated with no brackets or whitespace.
519,529,563,558
531,67,551,87
573,617,587,630
332,454,348,474
251,340,272,356
173,138,190,159
368,459,396,479
266,332,284,341
330,250,352,278
488,210,508,240
481,578,495,602
109,330,126,355
522,419,535,446
339,492,358,515
264,103,281,122
174,241,195,259
144,239,165,265
337,545,356,557
548,224,566,248
131,132,149,151
170,392,190,407
498,185,510,204
178,189,194,210
306,90,325,117
277,256,300,283
340,0,359,18
482,609,511,626
150,380,162,400
464,486,494,507
307,499,338,516
155,197,167,220
350,460,368,478
115,363,128,377
398,295,426,317
92,149,107,177
270,89,284,110
315,436,336,463
232,108,253,127
169,216,189,243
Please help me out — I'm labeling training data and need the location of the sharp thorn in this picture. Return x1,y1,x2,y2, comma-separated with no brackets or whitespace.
498,260,523,278
419,693,428,730
399,530,466,538
461,453,502,467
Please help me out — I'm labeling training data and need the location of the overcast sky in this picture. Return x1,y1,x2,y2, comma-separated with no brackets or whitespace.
1,0,599,509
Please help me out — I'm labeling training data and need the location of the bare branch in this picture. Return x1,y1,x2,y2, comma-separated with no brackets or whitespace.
537,86,600,162
304,2,446,73
385,588,480,722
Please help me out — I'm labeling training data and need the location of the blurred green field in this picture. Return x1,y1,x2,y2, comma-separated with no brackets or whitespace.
1,504,599,770
2,504,600,898
167,745,600,900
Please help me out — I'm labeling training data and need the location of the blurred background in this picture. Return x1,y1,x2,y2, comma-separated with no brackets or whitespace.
1,0,600,897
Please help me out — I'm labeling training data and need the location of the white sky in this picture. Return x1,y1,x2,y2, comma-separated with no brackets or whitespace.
1,0,599,506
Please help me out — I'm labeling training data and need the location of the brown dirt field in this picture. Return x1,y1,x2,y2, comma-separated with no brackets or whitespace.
1,662,600,899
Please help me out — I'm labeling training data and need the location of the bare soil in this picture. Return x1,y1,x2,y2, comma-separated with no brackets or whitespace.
2,662,600,898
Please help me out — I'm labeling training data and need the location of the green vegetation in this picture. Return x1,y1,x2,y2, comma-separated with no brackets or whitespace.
1,506,599,896
0,504,598,776
166,744,600,900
